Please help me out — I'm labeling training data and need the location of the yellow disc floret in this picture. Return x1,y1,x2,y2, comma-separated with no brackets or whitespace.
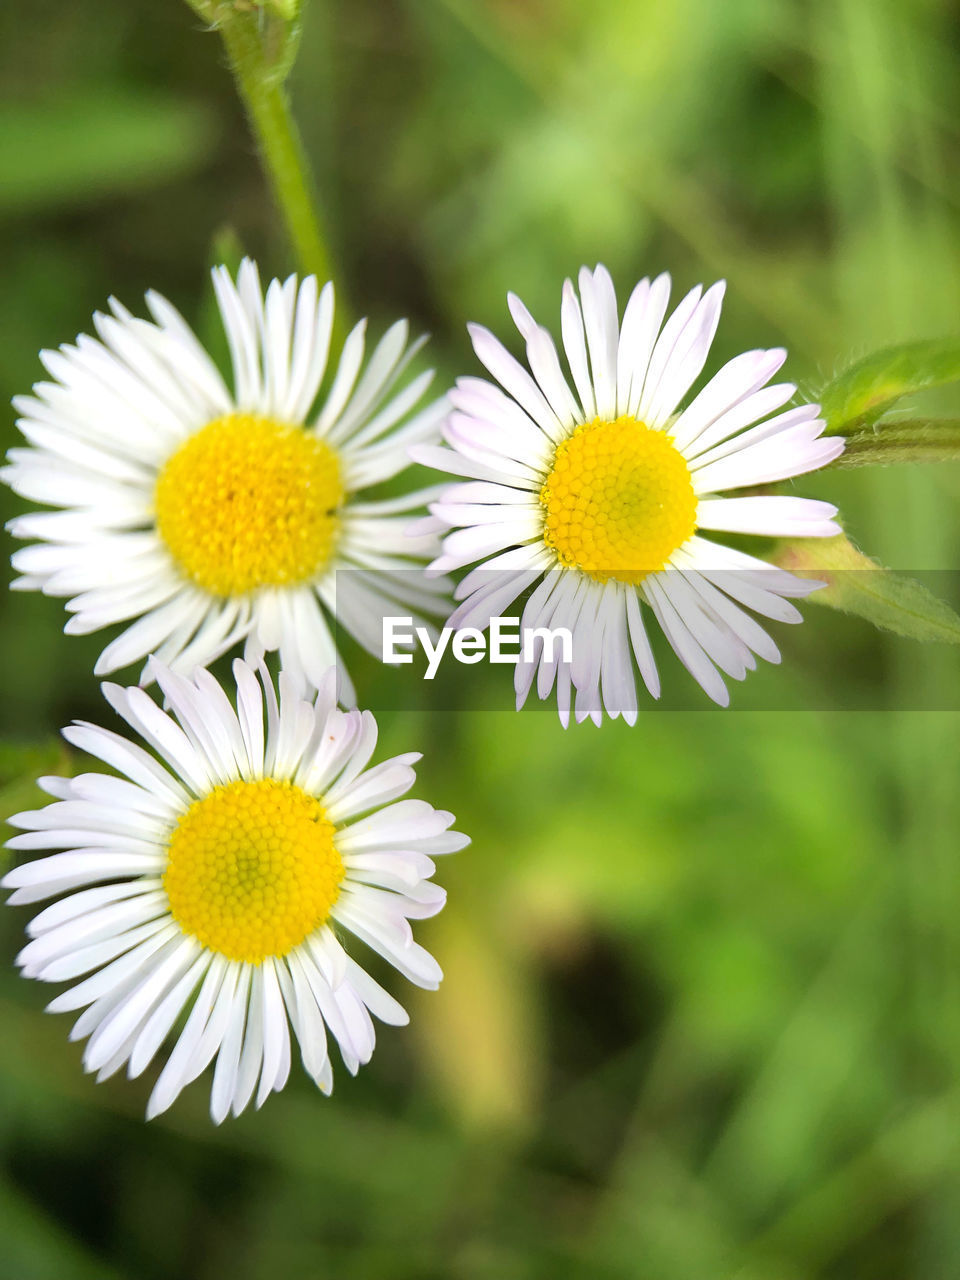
163,778,344,964
155,413,344,598
540,415,698,584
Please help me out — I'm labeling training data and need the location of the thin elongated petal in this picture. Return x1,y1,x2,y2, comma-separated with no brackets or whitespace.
4,659,461,1122
3,260,446,703
422,266,843,721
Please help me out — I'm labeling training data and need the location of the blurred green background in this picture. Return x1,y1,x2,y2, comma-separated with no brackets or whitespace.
2,0,960,1276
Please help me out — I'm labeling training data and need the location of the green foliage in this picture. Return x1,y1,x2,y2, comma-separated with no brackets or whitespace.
186,0,301,26
0,0,960,1278
262,0,300,20
774,533,960,644
0,742,71,831
0,91,217,214
837,417,960,468
819,339,960,433
817,338,960,471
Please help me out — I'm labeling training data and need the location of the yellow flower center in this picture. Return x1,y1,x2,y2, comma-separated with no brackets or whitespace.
163,779,344,964
154,413,344,598
540,415,697,584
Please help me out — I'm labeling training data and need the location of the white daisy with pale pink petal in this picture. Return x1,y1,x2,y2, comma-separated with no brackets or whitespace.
2,259,450,704
416,267,843,723
3,660,466,1121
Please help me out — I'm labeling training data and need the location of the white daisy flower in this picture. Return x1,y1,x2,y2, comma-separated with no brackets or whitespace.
2,259,451,704
3,659,466,1122
415,267,844,724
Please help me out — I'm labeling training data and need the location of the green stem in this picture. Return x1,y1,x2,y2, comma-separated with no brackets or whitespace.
194,3,334,285
834,418,960,468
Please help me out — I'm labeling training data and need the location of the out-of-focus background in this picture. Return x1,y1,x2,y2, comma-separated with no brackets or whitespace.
1,1,960,1276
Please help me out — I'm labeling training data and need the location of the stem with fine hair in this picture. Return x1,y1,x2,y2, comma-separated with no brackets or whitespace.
189,2,334,287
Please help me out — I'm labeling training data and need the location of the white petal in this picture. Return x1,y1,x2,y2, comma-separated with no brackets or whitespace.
644,575,729,706
696,496,840,538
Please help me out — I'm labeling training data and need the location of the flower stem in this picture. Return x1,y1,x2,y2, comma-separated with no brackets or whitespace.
192,2,334,286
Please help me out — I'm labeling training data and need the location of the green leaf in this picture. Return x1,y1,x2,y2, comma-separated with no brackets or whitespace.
835,417,960,467
773,533,960,644
819,339,960,434
0,90,217,215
